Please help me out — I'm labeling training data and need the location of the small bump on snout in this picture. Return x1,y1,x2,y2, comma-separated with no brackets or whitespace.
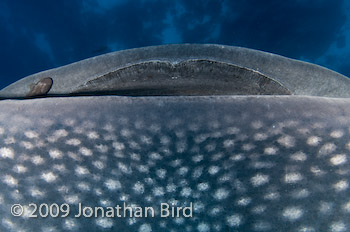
26,77,53,97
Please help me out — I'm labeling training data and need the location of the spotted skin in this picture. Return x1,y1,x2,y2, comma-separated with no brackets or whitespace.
1,96,350,232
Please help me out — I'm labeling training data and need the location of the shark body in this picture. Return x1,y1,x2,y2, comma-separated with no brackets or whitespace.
0,45,350,231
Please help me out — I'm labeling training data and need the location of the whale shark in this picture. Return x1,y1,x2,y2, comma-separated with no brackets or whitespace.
0,44,350,232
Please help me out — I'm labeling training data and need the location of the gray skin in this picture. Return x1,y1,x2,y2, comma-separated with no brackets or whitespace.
1,44,350,97
0,44,350,232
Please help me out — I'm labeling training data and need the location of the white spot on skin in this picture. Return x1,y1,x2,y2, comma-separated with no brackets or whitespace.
210,207,222,216
24,131,39,139
21,141,34,149
63,219,79,231
277,135,295,148
251,174,269,187
264,146,278,155
298,226,316,232
87,131,99,139
166,183,177,192
174,217,184,225
318,143,336,156
2,218,17,230
75,166,90,176
93,161,105,170
192,167,203,179
264,191,280,200
95,144,108,153
29,188,45,198
112,141,125,151
284,172,303,184
251,121,263,129
170,159,183,168
346,142,350,152
223,139,235,148
67,152,81,162
121,128,133,137
31,155,45,165
253,221,271,231
53,164,67,173
65,139,81,146
226,214,242,227
230,154,245,162
118,162,132,174
153,187,165,197
104,179,121,190
242,143,255,151
95,218,114,229
197,223,210,232
180,187,192,197
333,180,349,192
330,130,344,138
64,194,80,204
49,149,63,159
330,221,347,232
330,154,347,166
13,165,27,173
177,167,189,176
251,161,275,169
254,133,268,141
307,136,322,146
99,199,112,207
226,127,240,134
214,188,229,200
77,182,90,192
205,143,216,152
197,183,210,191
290,152,307,161
0,147,14,159
291,189,310,199
310,166,326,176
4,135,16,144
54,129,68,138
139,223,152,232
343,201,350,213
130,153,141,161
48,129,68,142
3,175,18,187
41,172,57,183
237,197,251,206
208,166,220,175
319,201,333,214
251,205,267,214
156,169,167,179
133,182,144,194
137,165,149,173
192,154,203,163
282,206,303,221
79,147,92,156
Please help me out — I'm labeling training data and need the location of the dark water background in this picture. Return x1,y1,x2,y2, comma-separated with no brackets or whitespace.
0,0,349,89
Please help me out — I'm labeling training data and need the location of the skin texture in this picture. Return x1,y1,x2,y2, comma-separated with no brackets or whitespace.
0,96,350,231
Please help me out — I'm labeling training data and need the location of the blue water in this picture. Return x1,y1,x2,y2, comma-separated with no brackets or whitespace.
0,0,349,90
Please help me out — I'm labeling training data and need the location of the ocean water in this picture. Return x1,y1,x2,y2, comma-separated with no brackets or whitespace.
0,0,349,89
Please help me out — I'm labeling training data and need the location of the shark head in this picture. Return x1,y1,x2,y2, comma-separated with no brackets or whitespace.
0,44,350,232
